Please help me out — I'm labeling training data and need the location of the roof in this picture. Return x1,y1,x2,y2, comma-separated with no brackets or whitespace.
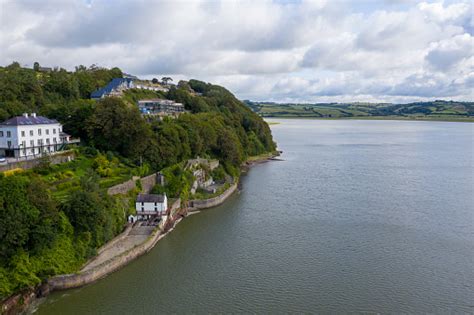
136,194,166,203
91,78,134,98
0,115,59,126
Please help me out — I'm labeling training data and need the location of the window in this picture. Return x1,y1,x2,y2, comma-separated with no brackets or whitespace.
53,129,56,134
6,131,11,137
141,207,144,212
37,139,41,145
46,138,50,144
21,131,25,137
22,141,26,148
46,129,49,135
53,138,57,143
30,140,34,147
7,141,11,147
30,130,33,136
38,129,42,136
141,202,144,206
0,131,3,137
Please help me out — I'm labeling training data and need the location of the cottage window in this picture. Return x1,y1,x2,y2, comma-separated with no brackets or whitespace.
21,131,25,137
30,130,33,136
6,131,11,137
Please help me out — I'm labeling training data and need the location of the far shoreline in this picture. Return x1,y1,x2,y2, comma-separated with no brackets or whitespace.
264,116,474,123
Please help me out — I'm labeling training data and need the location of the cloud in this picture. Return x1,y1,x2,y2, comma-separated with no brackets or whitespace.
0,0,472,103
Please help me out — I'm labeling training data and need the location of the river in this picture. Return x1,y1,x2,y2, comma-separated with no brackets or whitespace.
35,119,474,314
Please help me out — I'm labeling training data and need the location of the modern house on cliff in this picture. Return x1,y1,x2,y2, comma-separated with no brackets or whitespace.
91,78,135,99
137,99,185,117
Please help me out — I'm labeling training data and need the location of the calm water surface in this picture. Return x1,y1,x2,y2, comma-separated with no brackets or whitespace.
36,119,474,314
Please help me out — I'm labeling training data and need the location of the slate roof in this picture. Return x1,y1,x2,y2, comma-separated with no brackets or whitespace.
136,194,166,203
0,115,59,126
91,78,134,98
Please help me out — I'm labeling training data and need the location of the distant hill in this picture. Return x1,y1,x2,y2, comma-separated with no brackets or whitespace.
243,100,474,122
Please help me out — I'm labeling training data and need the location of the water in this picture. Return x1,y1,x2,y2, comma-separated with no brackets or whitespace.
35,119,474,314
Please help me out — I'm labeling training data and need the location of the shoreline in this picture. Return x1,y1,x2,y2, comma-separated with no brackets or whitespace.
4,154,278,315
263,116,474,123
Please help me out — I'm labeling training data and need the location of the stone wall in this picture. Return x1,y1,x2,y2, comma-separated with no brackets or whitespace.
140,173,158,193
0,151,75,172
107,173,158,195
188,183,238,211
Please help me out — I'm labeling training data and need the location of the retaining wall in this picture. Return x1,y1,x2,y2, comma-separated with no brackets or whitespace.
0,151,75,172
188,183,238,210
107,173,158,195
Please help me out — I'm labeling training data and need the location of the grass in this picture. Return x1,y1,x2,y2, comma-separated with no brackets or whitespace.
246,151,278,162
36,154,138,201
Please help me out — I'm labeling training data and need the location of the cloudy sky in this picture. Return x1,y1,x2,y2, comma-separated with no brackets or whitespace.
0,0,472,103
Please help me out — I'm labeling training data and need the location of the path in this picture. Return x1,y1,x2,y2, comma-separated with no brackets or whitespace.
81,225,156,272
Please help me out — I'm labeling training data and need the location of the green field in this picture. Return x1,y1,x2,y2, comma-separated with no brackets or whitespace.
245,100,474,122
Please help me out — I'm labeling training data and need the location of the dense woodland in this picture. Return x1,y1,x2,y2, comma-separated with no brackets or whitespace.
0,62,275,298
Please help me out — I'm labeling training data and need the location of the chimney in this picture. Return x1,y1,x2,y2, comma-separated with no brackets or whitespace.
31,113,37,118
22,113,28,118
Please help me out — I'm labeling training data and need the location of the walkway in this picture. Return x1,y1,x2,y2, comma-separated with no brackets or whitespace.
81,224,156,272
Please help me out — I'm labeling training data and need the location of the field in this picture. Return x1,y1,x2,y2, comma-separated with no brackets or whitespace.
245,100,474,122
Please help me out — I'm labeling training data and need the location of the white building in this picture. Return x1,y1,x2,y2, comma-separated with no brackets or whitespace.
0,113,77,158
129,193,168,223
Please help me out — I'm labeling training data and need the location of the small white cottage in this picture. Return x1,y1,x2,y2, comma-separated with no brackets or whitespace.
128,193,168,223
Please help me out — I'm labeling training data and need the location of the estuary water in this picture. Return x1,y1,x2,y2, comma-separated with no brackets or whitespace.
35,119,474,314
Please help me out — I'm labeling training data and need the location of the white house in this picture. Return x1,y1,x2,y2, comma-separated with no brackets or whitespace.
129,193,168,223
0,113,78,158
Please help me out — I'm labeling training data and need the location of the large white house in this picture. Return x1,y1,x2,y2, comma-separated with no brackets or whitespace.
129,193,168,223
0,113,77,158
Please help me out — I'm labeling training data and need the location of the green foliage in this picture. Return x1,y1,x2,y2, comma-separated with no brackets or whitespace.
0,65,276,299
0,171,127,299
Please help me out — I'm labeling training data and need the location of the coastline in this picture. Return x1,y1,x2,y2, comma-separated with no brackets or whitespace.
3,153,278,315
263,116,474,123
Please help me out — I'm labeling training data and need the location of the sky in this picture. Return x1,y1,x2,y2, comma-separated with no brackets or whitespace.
0,0,473,103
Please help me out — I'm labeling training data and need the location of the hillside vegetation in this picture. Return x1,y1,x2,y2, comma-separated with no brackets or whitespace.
244,100,474,121
0,62,276,299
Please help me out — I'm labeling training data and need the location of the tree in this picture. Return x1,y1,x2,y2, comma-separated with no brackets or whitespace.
152,78,159,84
161,77,173,85
86,97,151,159
33,62,40,72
